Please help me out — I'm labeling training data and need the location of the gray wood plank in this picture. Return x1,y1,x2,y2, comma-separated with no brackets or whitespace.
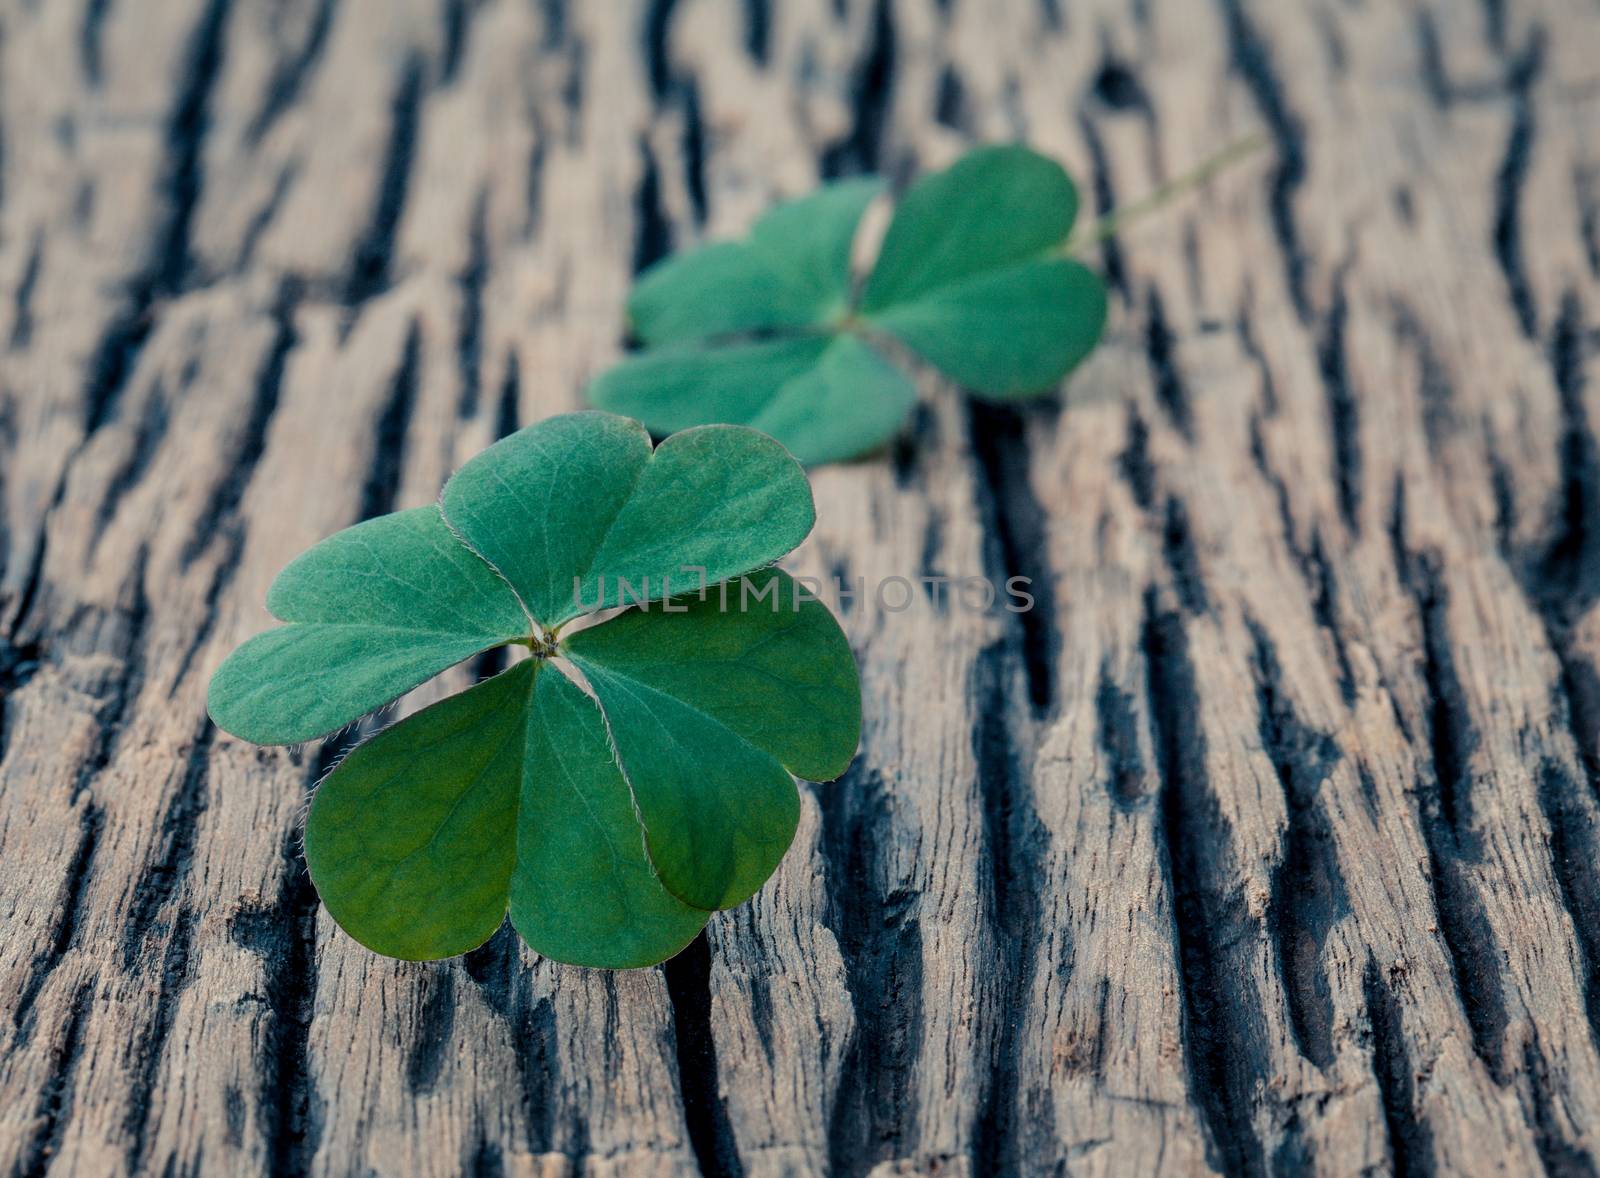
1,0,1598,1174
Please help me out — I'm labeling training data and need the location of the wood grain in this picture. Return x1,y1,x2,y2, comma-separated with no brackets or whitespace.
1,0,1599,1174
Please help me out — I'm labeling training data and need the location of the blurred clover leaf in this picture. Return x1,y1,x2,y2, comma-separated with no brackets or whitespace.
587,144,1108,465
207,412,861,968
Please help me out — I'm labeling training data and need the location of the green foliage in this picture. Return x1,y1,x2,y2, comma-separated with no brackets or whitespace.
588,144,1108,464
208,412,861,968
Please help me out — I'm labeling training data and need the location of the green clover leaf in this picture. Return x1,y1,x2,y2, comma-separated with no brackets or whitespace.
587,144,1108,465
629,177,883,345
207,412,861,968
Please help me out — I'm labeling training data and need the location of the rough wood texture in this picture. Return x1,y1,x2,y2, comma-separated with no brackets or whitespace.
2,0,1599,1174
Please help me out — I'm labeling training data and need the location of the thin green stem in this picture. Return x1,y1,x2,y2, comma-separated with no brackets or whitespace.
1066,131,1270,253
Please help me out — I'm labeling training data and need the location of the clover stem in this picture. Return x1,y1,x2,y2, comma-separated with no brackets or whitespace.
1065,131,1269,253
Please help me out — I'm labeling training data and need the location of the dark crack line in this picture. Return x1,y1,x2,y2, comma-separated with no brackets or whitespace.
152,0,231,297
1143,593,1269,1177
819,0,894,179
406,967,458,1095
84,0,232,435
1097,657,1148,808
441,0,484,86
643,0,680,100
119,720,213,971
123,906,197,1173
936,65,967,133
1118,408,1155,511
343,54,424,316
1161,496,1210,617
236,161,297,273
1576,166,1600,281
184,279,300,566
360,319,421,522
10,803,102,1046
1217,0,1309,321
1511,294,1600,1054
0,625,42,767
1390,483,1509,1083
1243,375,1358,706
818,763,924,1177
456,192,489,419
968,401,1059,715
971,640,1051,1173
463,926,557,1153
681,77,707,226
79,0,113,86
93,382,170,541
59,544,153,810
1536,760,1600,1056
1249,618,1346,1073
1491,30,1545,339
1522,1038,1600,1176
495,352,521,439
1075,109,1129,301
9,229,42,351
232,819,324,1177
247,0,339,143
662,931,744,1178
17,983,91,1178
632,138,672,277
1318,260,1362,531
1143,288,1192,441
1364,959,1437,1177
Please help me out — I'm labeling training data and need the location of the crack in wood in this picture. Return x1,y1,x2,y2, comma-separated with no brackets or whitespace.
1364,958,1437,1177
406,967,458,1096
817,763,924,1176
1318,259,1362,531
1218,0,1310,322
441,0,485,87
1096,658,1148,808
1391,484,1511,1084
463,925,558,1153
343,54,424,316
456,192,490,420
17,983,91,1178
1515,293,1600,1056
970,638,1052,1174
9,803,101,1047
1491,29,1545,339
184,279,300,568
123,904,198,1173
79,0,114,88
1143,592,1270,1177
742,0,771,66
820,0,894,179
360,319,422,523
1245,386,1359,705
247,0,339,144
1249,616,1346,1073
120,720,214,971
232,820,325,1177
9,230,42,352
632,137,672,277
1076,111,1129,300
681,77,708,227
663,931,745,1178
1161,496,1210,617
969,401,1059,715
1143,289,1192,441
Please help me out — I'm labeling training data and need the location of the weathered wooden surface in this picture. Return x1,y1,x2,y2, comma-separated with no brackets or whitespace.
1,0,1599,1174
